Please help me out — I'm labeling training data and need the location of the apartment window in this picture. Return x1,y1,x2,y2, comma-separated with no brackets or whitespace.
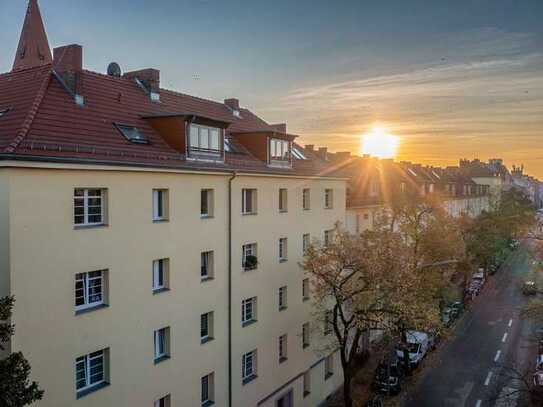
74,188,105,226
154,395,171,407
324,310,333,335
242,350,257,384
152,259,169,293
303,371,311,397
429,183,435,193
278,286,288,311
325,354,334,379
302,188,310,210
189,124,221,154
302,278,310,301
279,188,288,212
201,312,214,344
324,188,334,209
201,373,215,406
75,271,106,312
242,297,257,326
201,189,214,217
152,189,169,221
75,349,108,397
242,188,257,214
270,138,290,161
324,230,333,246
279,238,288,262
242,243,258,271
302,322,310,348
201,251,214,280
400,182,406,193
154,327,170,363
302,233,310,255
278,334,288,363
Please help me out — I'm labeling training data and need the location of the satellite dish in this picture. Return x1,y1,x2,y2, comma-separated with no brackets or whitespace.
107,62,122,77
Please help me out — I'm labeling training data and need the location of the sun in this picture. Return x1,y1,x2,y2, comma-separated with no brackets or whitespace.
360,126,399,159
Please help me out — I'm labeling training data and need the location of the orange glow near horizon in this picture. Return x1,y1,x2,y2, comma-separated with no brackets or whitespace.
360,126,400,159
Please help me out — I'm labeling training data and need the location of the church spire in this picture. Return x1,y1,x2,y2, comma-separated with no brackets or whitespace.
12,0,52,72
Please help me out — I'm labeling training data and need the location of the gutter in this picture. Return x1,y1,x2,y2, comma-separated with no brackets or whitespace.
228,171,237,407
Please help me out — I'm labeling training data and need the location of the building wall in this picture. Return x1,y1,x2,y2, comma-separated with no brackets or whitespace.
3,165,344,407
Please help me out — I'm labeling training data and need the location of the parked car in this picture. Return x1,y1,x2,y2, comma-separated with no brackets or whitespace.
441,301,464,326
372,353,404,395
523,281,537,296
450,301,464,316
396,331,432,369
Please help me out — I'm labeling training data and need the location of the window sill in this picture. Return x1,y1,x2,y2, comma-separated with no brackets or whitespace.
303,297,310,302
75,303,108,315
279,306,288,312
279,258,288,263
200,336,214,345
325,372,334,381
201,276,214,283
74,223,107,230
202,401,215,407
243,267,258,272
242,212,258,216
242,374,258,385
76,381,110,399
152,218,169,223
303,208,311,211
303,391,311,398
152,287,170,295
154,355,170,365
242,319,257,328
279,210,288,214
303,343,310,349
279,356,288,364
200,214,214,219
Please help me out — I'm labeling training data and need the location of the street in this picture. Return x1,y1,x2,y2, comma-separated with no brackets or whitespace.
404,247,538,407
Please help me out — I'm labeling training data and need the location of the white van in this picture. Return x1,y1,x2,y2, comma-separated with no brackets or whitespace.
396,331,432,368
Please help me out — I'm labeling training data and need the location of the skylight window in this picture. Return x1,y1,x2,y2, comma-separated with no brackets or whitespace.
408,168,417,177
224,138,242,153
0,107,11,118
115,124,147,143
292,147,307,160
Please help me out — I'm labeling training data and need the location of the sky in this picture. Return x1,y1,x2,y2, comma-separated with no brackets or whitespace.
1,0,543,176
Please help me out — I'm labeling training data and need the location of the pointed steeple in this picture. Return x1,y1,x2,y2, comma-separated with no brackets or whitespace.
12,0,52,72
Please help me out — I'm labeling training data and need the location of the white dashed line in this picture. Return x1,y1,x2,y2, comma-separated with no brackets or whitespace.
494,350,501,362
476,399,482,407
484,371,493,386
502,332,508,343
508,319,513,327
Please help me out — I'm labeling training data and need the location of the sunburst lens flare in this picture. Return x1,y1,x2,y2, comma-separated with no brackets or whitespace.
360,126,399,159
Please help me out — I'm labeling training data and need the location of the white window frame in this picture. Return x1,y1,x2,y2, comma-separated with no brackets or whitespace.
75,349,106,393
324,188,333,209
201,311,214,342
154,328,169,361
75,271,104,311
302,188,310,210
324,230,333,246
201,189,214,218
152,259,168,291
302,322,310,348
278,334,288,362
201,251,214,280
302,233,310,254
278,286,287,310
74,188,105,226
242,297,257,325
152,189,168,221
201,373,214,404
242,243,257,271
242,350,257,381
269,138,290,161
189,124,221,153
242,188,257,214
279,238,288,262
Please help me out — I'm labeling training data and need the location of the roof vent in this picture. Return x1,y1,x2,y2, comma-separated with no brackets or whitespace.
107,62,122,77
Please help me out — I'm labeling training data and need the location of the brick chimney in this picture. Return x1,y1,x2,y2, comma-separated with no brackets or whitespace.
224,98,240,111
317,147,328,160
305,144,314,152
53,44,84,106
123,68,160,102
270,123,287,134
332,151,351,162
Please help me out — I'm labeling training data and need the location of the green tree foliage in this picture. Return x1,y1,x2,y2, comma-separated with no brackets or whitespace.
0,296,44,407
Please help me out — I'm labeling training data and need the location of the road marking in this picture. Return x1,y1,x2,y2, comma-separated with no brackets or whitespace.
494,350,501,362
502,332,508,343
484,371,493,386
476,399,482,407
508,318,513,327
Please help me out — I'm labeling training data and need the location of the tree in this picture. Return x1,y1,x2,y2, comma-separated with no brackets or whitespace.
0,296,43,406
